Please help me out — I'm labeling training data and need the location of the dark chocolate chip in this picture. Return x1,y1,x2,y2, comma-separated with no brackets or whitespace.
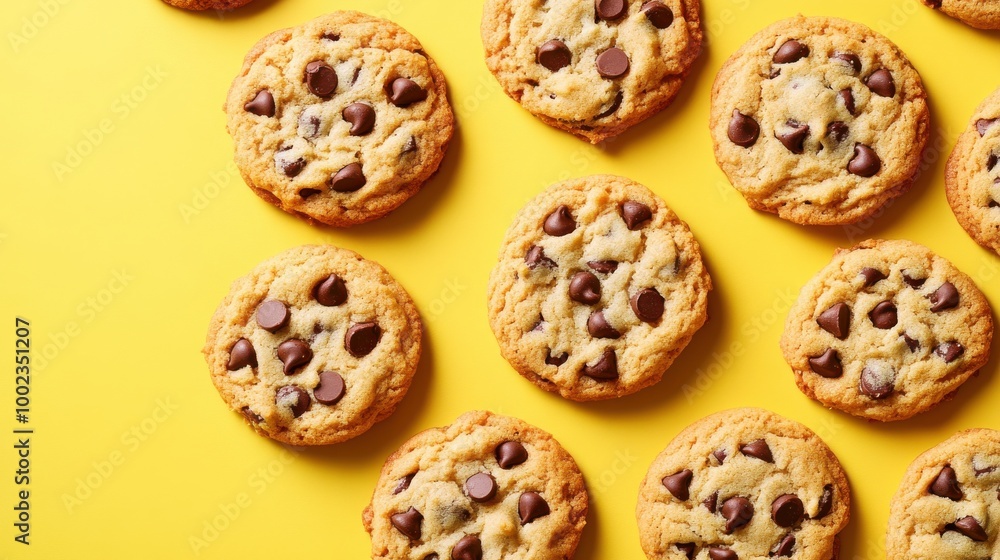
771,494,804,528
947,516,988,541
728,110,760,147
869,300,898,329
345,322,381,357
582,348,618,380
569,271,601,304
934,341,964,363
838,89,857,116
595,0,626,20
587,311,621,339
402,136,418,154
631,288,665,322
976,118,999,136
393,473,414,495
675,543,696,559
929,282,959,312
708,547,737,560
865,69,895,98
390,507,422,540
815,485,834,519
832,52,861,73
929,466,963,500
721,496,754,533
496,441,528,469
713,449,727,464
662,469,693,501
299,114,321,138
329,162,366,192
518,492,550,524
452,535,482,560
641,1,674,28
275,385,310,417
389,78,427,107
860,267,887,287
277,339,312,375
741,439,773,462
526,246,556,269
304,61,337,97
313,371,346,405
776,120,809,154
537,40,572,72
465,473,498,503
281,157,306,178
256,300,290,333
809,348,843,378
827,121,849,143
703,491,719,513
244,90,275,117
848,144,881,177
902,272,926,288
240,406,263,424
587,260,619,273
595,91,624,119
545,350,568,366
817,302,851,339
543,205,576,236
773,39,809,63
228,338,257,370
989,153,998,171
771,534,795,557
313,274,348,306
343,103,375,136
299,188,321,199
621,200,653,229
596,47,629,78
321,32,339,41
903,334,920,352
860,364,895,399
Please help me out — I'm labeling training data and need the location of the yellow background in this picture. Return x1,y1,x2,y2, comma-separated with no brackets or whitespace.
2,0,999,557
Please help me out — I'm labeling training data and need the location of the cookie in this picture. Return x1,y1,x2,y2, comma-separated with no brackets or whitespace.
636,408,850,560
486,175,711,401
362,410,588,560
481,0,703,144
921,0,1000,29
225,11,454,227
709,16,930,225
946,87,1000,256
203,244,422,445
886,429,1000,559
161,0,252,10
780,239,993,422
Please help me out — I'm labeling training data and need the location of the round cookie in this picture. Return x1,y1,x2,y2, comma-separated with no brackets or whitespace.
780,239,993,422
481,0,703,144
225,11,454,227
486,175,712,401
709,16,930,225
886,429,1000,559
363,410,588,560
946,87,1000,256
161,0,253,10
921,0,1000,29
636,408,850,560
203,244,422,445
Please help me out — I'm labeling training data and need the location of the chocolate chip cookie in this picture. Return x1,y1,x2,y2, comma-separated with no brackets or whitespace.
203,245,422,445
637,408,850,560
780,239,993,422
161,0,252,10
886,429,1000,559
946,87,1000,256
921,0,1000,29
487,175,712,401
225,11,454,227
363,410,588,560
709,16,930,225
481,0,703,144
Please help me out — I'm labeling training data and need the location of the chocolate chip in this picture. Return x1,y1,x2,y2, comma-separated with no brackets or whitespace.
342,103,375,136
329,162,366,192
815,485,834,519
808,348,842,378
860,363,895,399
526,246,556,269
543,205,576,236
228,338,257,370
869,300,898,329
299,188,321,199
587,260,618,273
587,311,621,339
827,121,849,143
662,469,693,500
387,78,425,108
390,507,422,540
402,136,418,154
313,274,348,306
865,69,895,98
832,52,861,73
929,282,959,312
518,492,550,524
929,466,963,500
582,348,618,380
713,449,727,464
595,91,623,119
240,406,263,424
277,339,312,375
771,494,804,527
902,334,920,352
708,547,737,560
703,491,719,513
860,267,887,287
817,302,851,339
727,110,760,147
902,272,926,288
771,534,795,557
721,496,754,533
299,114,321,138
321,32,339,41
275,385,310,417
773,39,809,63
569,271,601,304
392,473,414,495
465,473,498,503
777,120,809,154
595,0,626,20
545,350,568,366
345,322,380,357
989,153,998,171
740,439,773,462
838,89,857,116
641,1,674,28
675,543,696,559
313,371,346,405
452,535,482,560
281,157,306,178
976,118,998,136
596,47,629,78
256,300,290,333
631,288,665,322
947,516,988,541
537,40,572,72
244,90,275,117
934,341,964,363
621,200,653,229
848,144,881,177
304,61,337,97
496,441,528,469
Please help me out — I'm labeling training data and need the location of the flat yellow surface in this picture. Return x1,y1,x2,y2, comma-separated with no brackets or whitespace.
1,0,999,557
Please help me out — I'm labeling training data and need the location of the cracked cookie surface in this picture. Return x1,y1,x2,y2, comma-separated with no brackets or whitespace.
921,0,1000,29
947,86,1000,256
709,16,929,225
487,175,711,401
481,0,703,144
363,410,588,560
636,408,850,560
203,244,422,445
887,429,1000,559
225,11,454,227
780,239,993,422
